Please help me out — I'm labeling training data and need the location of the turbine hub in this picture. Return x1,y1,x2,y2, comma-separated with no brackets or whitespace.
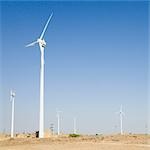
38,39,46,48
11,92,15,97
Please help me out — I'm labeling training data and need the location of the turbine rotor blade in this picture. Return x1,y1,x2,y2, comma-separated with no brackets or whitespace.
39,12,53,40
26,40,38,47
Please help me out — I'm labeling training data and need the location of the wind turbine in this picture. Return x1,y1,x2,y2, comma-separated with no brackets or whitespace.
10,90,15,138
116,105,125,135
73,117,77,134
26,13,53,138
56,110,62,135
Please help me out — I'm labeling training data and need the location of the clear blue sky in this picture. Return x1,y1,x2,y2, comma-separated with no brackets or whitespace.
0,1,149,134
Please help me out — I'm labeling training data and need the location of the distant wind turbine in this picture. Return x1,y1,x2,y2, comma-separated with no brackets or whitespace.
73,117,77,134
116,105,125,135
56,110,62,135
26,13,53,138
10,90,15,138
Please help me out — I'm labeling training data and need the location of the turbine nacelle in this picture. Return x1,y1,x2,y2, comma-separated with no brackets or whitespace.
10,90,15,98
38,39,46,48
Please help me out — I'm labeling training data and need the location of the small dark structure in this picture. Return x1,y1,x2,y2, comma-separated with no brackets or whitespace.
35,131,39,138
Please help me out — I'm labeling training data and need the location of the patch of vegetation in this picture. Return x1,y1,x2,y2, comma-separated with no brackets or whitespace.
133,135,137,138
69,134,80,138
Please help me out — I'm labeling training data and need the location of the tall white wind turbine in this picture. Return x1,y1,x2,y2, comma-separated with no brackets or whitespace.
10,90,15,138
117,105,125,135
26,13,53,138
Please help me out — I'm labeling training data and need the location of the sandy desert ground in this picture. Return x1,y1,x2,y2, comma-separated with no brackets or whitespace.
0,134,149,150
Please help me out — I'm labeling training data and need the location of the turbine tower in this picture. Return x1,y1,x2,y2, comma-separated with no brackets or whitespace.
10,90,15,138
56,110,62,135
73,117,77,134
117,105,125,135
26,13,53,138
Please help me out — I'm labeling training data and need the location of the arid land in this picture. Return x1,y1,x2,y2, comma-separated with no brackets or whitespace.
0,134,149,150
